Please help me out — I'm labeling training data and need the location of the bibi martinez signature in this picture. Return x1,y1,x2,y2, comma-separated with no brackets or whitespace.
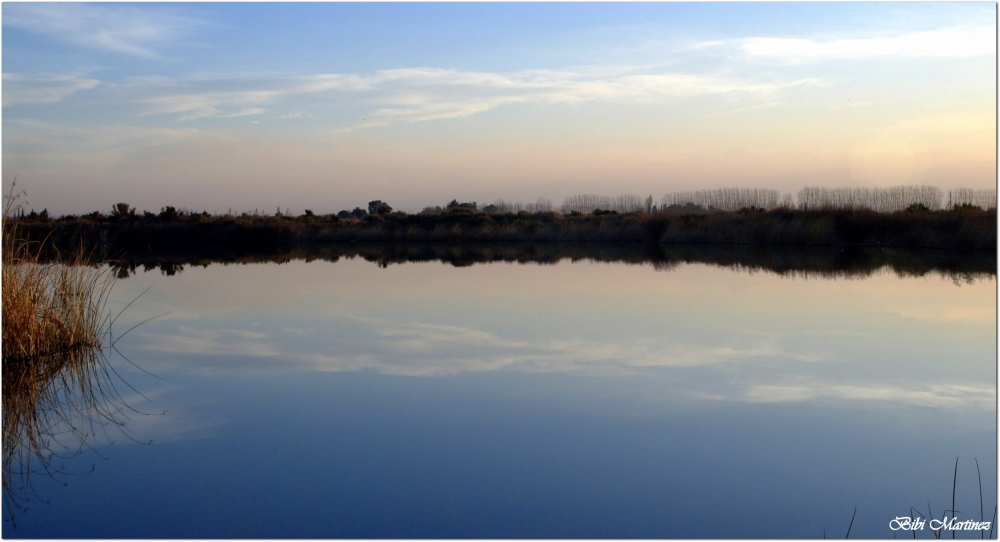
890,516,992,533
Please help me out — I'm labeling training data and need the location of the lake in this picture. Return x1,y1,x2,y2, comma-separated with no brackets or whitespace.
3,249,996,538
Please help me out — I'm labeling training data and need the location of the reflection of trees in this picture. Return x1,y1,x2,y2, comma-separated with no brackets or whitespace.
94,242,995,284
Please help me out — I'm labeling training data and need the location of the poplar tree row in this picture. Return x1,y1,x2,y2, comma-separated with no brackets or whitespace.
559,194,653,214
660,188,783,211
948,188,997,210
797,185,945,212
486,185,995,216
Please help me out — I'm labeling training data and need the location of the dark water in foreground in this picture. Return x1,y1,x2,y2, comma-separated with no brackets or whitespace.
3,247,996,538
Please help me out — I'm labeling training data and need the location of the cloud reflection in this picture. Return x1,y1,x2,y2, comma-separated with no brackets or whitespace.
137,313,828,379
134,315,993,412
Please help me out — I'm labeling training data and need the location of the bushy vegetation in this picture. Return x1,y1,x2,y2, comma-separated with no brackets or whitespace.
9,203,995,255
367,200,392,215
7,185,995,259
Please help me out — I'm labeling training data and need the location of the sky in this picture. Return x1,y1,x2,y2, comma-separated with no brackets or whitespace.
2,2,996,215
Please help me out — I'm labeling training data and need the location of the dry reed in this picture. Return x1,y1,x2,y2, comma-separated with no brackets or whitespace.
2,187,124,526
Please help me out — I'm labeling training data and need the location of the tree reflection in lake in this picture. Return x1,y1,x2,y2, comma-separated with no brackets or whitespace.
97,242,994,283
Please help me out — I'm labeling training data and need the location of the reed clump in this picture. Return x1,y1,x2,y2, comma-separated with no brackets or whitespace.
2,189,120,524
2,243,111,366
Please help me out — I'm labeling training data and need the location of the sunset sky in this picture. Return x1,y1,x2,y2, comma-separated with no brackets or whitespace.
2,2,996,215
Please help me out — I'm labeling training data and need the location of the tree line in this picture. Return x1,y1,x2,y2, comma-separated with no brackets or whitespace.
549,185,995,215
11,185,994,225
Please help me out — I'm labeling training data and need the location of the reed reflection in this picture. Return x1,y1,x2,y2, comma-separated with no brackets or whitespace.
3,200,143,527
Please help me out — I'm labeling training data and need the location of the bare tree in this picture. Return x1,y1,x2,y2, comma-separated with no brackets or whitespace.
660,188,781,211
948,188,996,210
797,185,943,212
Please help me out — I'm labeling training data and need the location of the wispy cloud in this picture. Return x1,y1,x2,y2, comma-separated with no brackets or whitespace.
134,68,823,123
3,3,206,58
737,26,996,62
139,91,278,121
3,119,202,163
2,73,100,106
743,382,995,410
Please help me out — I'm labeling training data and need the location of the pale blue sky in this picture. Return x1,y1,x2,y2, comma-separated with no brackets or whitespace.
2,2,995,215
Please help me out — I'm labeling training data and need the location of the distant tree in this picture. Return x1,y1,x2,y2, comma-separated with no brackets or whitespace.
949,188,996,210
111,202,135,218
368,200,393,215
446,200,477,211
159,206,180,220
303,209,314,217
350,207,368,218
337,210,351,218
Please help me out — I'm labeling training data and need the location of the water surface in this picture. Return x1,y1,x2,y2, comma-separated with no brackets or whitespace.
4,252,995,538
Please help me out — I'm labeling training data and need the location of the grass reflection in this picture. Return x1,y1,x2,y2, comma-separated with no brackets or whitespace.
2,191,142,528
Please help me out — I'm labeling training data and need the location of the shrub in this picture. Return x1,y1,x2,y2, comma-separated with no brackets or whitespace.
368,200,393,215
159,206,179,220
447,199,478,211
111,202,135,219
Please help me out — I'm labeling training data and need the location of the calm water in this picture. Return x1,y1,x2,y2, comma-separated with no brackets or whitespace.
4,255,996,538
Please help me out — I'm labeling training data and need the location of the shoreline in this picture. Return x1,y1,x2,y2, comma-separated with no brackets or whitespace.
12,207,997,254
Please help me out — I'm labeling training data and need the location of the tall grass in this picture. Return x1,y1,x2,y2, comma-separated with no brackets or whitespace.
2,188,125,526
